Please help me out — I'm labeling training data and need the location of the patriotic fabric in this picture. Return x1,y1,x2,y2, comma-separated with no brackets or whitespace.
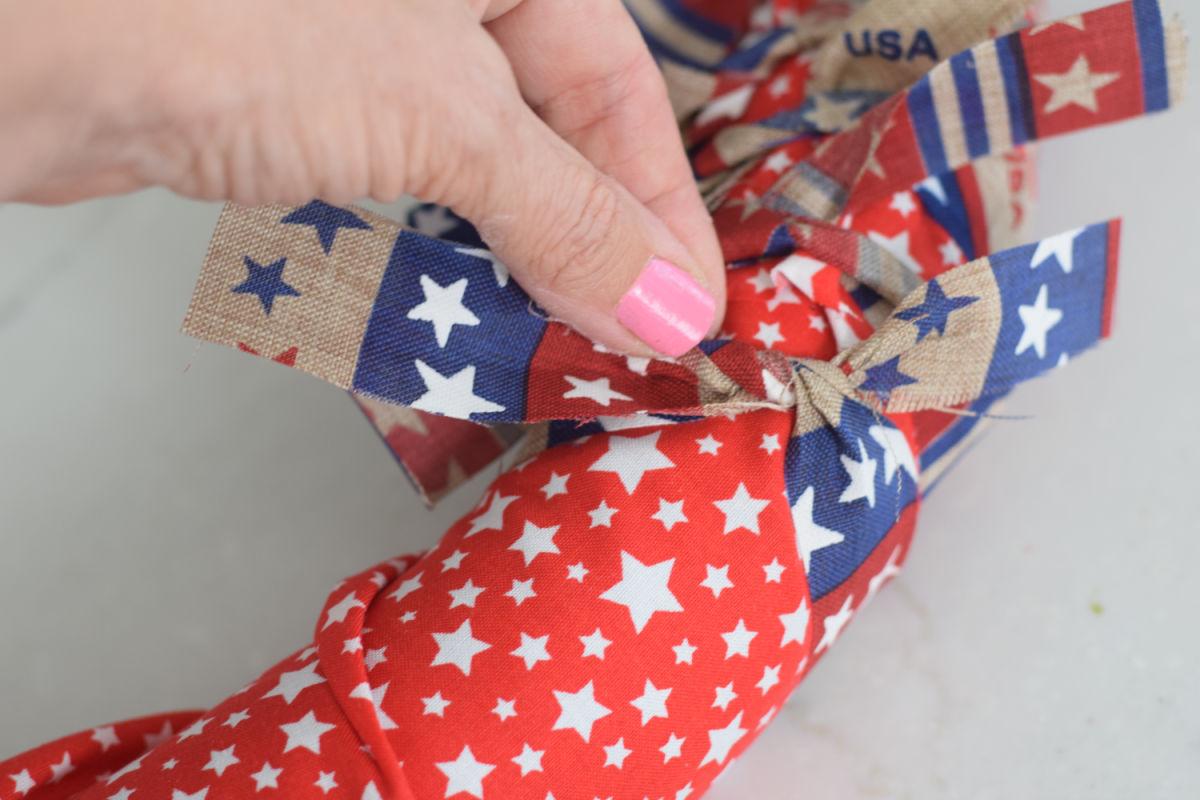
2,2,1184,800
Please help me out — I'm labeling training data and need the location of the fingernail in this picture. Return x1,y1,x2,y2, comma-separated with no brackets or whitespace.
616,257,716,357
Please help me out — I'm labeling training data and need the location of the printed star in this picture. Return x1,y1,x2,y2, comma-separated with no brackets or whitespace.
588,499,618,527
492,698,517,721
809,313,828,332
280,200,371,253
764,151,794,173
1016,284,1063,359
712,682,737,711
510,632,552,670
766,280,803,312
411,361,505,418
171,790,208,800
264,660,325,703
1030,14,1085,34
505,577,536,605
435,746,495,800
763,558,786,583
91,725,120,751
700,564,734,598
769,74,791,97
858,356,918,396
677,783,695,800
280,711,336,755
713,483,771,535
720,619,758,659
803,93,862,130
869,425,917,484
580,627,612,659
250,763,282,791
509,521,561,565
566,562,589,582
389,573,423,603
422,691,452,717
400,610,417,623
696,435,722,455
779,597,812,648
672,638,697,664
630,679,672,725
360,646,386,671
651,498,688,531
815,594,856,653
599,550,684,633
760,434,782,454
456,246,510,287
512,744,545,777
430,619,492,676
49,753,73,783
754,321,785,349
406,275,480,348
890,191,917,217
10,769,35,797
894,278,978,341
563,376,632,407
603,738,633,769
449,578,486,610
541,472,569,499
660,733,686,763
1034,54,1119,113
700,711,748,767
939,238,963,266
868,229,923,277
1031,227,1082,273
232,256,300,315
322,592,365,630
441,550,467,571
588,431,675,494
203,746,239,777
695,84,754,126
552,681,612,743
109,789,134,800
866,546,904,603
411,205,458,237
775,252,824,299
839,439,878,507
467,491,517,536
791,486,844,572
756,664,782,695
314,772,338,794
162,759,179,770
747,267,775,293
107,755,146,784
349,681,398,729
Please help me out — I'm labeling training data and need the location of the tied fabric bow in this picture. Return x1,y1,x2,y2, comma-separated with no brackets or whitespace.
2,2,1184,800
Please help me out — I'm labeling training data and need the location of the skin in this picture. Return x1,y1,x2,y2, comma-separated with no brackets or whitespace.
0,0,726,355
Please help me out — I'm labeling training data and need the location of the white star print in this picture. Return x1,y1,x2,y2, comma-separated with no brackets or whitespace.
107,755,146,784
411,360,505,418
754,321,785,349
651,498,688,531
712,682,737,711
109,789,134,800
388,572,423,602
505,577,536,605
672,638,697,664
763,558,786,582
695,84,754,126
918,175,948,204
720,619,758,659
314,772,338,794
456,246,510,287
866,546,904,603
563,376,632,406
868,229,923,277
588,431,675,494
400,610,416,623
775,252,825,300
760,434,781,454
660,733,686,763
767,279,804,314
552,681,612,743
566,562,589,582
435,746,495,800
264,660,325,703
162,759,179,770
696,434,722,455
10,769,35,797
839,439,878,507
178,717,211,741
171,790,208,800
249,763,282,791
422,691,452,717
343,637,363,654
939,238,963,266
430,619,492,676
603,738,633,769
756,664,782,695
1030,14,1085,34
764,150,794,174
1016,284,1063,359
747,267,775,293
890,191,917,217
580,627,612,659
868,425,917,485
492,698,517,721
791,486,845,572
509,521,561,565
448,578,486,609
441,550,467,571
48,753,73,783
467,491,516,536
630,679,672,725
700,564,734,598
713,483,771,534
512,744,545,777
349,681,398,730
510,632,552,670
779,597,812,648
279,711,336,755
203,746,239,777
816,594,856,653
323,591,365,630
677,783,695,800
598,550,684,633
406,274,480,347
810,313,828,332
588,499,618,527
700,711,748,767
1031,227,1083,274
804,93,861,130
758,706,779,730
1034,54,1119,113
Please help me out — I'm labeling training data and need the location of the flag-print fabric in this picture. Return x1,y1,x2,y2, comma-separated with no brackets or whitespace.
1,2,1184,800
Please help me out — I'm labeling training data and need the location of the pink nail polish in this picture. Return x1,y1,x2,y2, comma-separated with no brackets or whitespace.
616,257,715,357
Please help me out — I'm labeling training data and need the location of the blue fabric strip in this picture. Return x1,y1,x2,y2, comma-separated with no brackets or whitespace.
907,77,949,177
1132,0,1170,112
950,50,991,159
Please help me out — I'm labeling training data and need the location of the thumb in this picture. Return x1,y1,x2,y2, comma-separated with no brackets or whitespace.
446,96,723,359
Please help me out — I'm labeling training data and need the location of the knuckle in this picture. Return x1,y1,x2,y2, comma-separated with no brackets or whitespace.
532,166,625,296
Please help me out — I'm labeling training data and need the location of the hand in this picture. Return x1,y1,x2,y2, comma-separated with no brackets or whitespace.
0,0,725,356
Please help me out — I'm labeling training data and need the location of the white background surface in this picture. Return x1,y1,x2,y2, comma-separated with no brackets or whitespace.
1,1,1198,796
